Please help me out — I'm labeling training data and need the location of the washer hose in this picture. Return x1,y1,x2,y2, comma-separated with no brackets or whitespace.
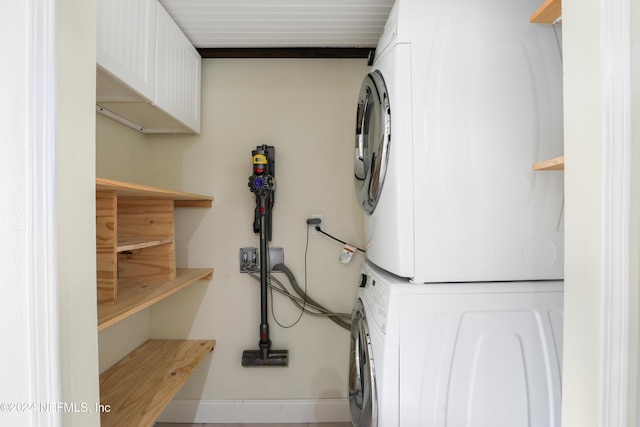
274,263,351,331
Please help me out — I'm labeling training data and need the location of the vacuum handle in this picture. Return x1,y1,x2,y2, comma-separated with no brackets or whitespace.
258,210,271,358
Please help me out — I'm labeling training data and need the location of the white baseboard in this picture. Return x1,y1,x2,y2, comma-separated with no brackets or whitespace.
157,398,350,424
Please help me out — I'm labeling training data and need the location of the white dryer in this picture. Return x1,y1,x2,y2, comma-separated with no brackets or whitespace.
354,0,564,283
349,260,564,427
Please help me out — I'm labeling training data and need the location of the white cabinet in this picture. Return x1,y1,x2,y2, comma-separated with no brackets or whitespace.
96,0,201,134
154,4,201,133
96,0,156,103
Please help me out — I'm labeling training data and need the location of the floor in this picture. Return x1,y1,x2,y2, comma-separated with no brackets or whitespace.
154,424,350,427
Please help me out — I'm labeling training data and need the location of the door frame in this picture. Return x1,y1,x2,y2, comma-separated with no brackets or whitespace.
598,0,636,424
27,0,61,424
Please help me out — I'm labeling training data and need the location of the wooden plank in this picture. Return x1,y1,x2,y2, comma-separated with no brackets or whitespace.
117,237,174,252
118,243,176,281
533,155,565,170
97,191,118,304
117,198,175,242
117,198,175,282
100,339,215,427
96,178,213,205
98,268,214,331
530,0,561,23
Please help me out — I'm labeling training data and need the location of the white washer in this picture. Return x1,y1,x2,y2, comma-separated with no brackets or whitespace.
349,260,564,427
354,0,565,283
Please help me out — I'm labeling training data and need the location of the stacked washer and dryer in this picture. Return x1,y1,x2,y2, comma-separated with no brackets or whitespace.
349,0,564,426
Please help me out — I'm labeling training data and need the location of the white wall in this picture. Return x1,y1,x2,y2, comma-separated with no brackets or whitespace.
95,114,158,372
56,0,101,425
96,58,368,419
561,0,603,422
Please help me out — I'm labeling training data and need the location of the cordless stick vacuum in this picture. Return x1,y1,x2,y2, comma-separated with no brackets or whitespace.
242,145,289,367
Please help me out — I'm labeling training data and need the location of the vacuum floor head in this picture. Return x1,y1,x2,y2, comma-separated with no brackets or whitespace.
242,349,289,367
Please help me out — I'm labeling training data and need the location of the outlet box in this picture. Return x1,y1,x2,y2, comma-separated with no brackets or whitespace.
310,214,323,235
268,247,284,272
239,247,258,272
239,247,284,273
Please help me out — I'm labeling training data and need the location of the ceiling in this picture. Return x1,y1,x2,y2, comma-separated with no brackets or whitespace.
158,0,394,56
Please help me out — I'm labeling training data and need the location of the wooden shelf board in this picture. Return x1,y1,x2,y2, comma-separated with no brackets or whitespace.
117,237,174,252
98,268,214,331
533,155,565,170
530,0,561,23
100,339,215,427
96,178,213,207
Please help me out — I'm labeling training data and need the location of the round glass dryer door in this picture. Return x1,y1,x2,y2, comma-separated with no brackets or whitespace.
354,70,391,213
349,298,377,427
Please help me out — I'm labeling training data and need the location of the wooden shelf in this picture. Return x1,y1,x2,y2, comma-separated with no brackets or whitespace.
533,155,565,171
96,177,214,305
96,178,213,208
98,268,213,331
530,0,561,23
95,178,216,426
100,339,215,427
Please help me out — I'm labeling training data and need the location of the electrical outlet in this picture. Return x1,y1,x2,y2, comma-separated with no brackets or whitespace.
239,247,258,272
310,214,323,235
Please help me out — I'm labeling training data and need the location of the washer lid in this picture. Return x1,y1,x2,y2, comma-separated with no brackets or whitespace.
354,70,391,214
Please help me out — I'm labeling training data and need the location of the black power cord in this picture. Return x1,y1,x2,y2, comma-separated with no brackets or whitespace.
314,226,366,253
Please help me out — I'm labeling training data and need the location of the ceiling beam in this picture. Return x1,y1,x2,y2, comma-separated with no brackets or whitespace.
197,47,375,60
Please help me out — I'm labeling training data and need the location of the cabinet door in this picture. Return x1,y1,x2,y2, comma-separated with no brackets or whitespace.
154,3,202,133
97,0,156,102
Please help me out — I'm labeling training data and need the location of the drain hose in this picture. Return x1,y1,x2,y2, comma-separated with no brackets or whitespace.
274,263,351,331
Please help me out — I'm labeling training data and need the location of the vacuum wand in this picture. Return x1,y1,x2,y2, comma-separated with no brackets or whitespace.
258,195,271,360
242,145,289,368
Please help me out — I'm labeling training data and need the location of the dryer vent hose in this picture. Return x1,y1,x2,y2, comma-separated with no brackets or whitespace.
274,263,351,331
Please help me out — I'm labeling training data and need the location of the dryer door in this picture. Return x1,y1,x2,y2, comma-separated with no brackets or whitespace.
349,298,378,427
354,70,391,214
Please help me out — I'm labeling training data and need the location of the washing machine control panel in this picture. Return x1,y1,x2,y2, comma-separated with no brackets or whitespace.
362,275,390,333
